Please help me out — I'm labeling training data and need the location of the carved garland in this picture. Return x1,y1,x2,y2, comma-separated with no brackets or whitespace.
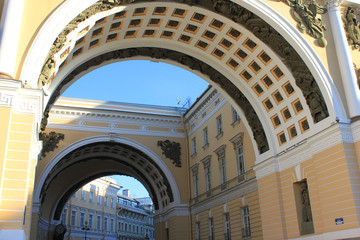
157,140,182,167
39,131,65,158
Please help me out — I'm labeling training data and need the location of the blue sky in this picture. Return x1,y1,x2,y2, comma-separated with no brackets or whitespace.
63,60,209,198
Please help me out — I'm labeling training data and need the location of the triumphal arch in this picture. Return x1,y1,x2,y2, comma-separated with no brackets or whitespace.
0,0,360,239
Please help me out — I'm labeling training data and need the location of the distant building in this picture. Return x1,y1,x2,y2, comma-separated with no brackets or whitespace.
117,190,155,240
60,177,154,240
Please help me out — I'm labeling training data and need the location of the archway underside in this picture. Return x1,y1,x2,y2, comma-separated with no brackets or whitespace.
39,0,329,153
40,142,174,221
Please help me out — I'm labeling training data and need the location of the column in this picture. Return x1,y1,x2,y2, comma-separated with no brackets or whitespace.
327,0,360,119
0,0,25,78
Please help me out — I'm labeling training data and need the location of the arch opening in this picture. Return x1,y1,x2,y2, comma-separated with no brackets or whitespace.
39,141,175,223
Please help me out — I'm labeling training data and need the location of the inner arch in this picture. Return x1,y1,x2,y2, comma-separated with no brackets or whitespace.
39,140,176,222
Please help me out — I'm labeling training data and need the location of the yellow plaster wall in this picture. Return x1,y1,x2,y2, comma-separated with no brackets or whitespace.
16,0,64,78
0,111,36,232
258,142,360,239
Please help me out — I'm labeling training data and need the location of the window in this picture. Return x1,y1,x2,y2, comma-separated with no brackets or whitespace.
110,218,114,232
90,191,94,203
97,215,101,231
241,207,251,237
209,218,214,240
215,145,227,187
230,133,245,179
191,137,197,156
61,209,67,225
203,127,209,147
71,210,76,226
202,155,212,193
232,106,240,124
236,145,245,175
81,189,86,201
224,213,231,240
104,196,108,207
111,198,114,208
104,217,108,232
191,164,199,197
97,195,101,205
89,214,93,230
196,222,201,240
80,212,85,228
216,115,223,137
72,192,77,199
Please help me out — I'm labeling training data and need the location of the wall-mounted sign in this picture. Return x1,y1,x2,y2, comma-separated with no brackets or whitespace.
335,217,344,225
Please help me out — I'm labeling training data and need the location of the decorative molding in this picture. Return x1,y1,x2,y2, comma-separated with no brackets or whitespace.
281,0,328,47
39,131,65,158
157,140,182,167
343,7,360,49
355,63,360,89
154,203,190,224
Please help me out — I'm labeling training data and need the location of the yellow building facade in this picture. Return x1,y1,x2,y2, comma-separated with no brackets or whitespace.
1,0,360,239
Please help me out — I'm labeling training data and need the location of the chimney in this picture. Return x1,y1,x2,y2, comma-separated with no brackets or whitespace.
122,189,130,197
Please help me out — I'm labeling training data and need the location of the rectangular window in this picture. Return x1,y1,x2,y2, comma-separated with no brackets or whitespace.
98,195,101,205
205,165,212,192
104,196,108,207
236,145,245,176
81,189,86,201
203,127,209,147
196,222,201,240
241,207,251,237
90,191,94,203
191,137,197,155
89,214,93,230
80,212,85,228
191,165,199,197
71,210,76,226
216,115,223,137
209,218,214,240
110,218,114,232
104,217,108,232
232,107,239,124
111,198,114,208
97,215,101,231
61,209,67,225
219,155,227,185
224,213,231,240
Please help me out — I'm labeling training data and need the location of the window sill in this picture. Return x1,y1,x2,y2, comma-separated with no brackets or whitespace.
216,132,223,139
202,143,209,150
191,152,197,158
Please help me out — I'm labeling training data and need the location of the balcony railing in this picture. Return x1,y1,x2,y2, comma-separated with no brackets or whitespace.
191,169,255,205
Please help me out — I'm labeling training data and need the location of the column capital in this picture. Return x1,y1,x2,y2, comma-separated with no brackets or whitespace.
326,0,343,9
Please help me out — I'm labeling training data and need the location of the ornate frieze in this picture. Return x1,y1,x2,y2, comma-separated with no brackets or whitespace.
343,7,360,49
282,0,328,47
157,140,182,167
39,131,65,158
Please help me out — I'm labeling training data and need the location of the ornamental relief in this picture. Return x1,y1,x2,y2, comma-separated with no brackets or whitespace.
279,0,328,47
343,7,360,50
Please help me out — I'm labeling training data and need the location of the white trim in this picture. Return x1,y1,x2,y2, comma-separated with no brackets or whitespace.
33,135,182,207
